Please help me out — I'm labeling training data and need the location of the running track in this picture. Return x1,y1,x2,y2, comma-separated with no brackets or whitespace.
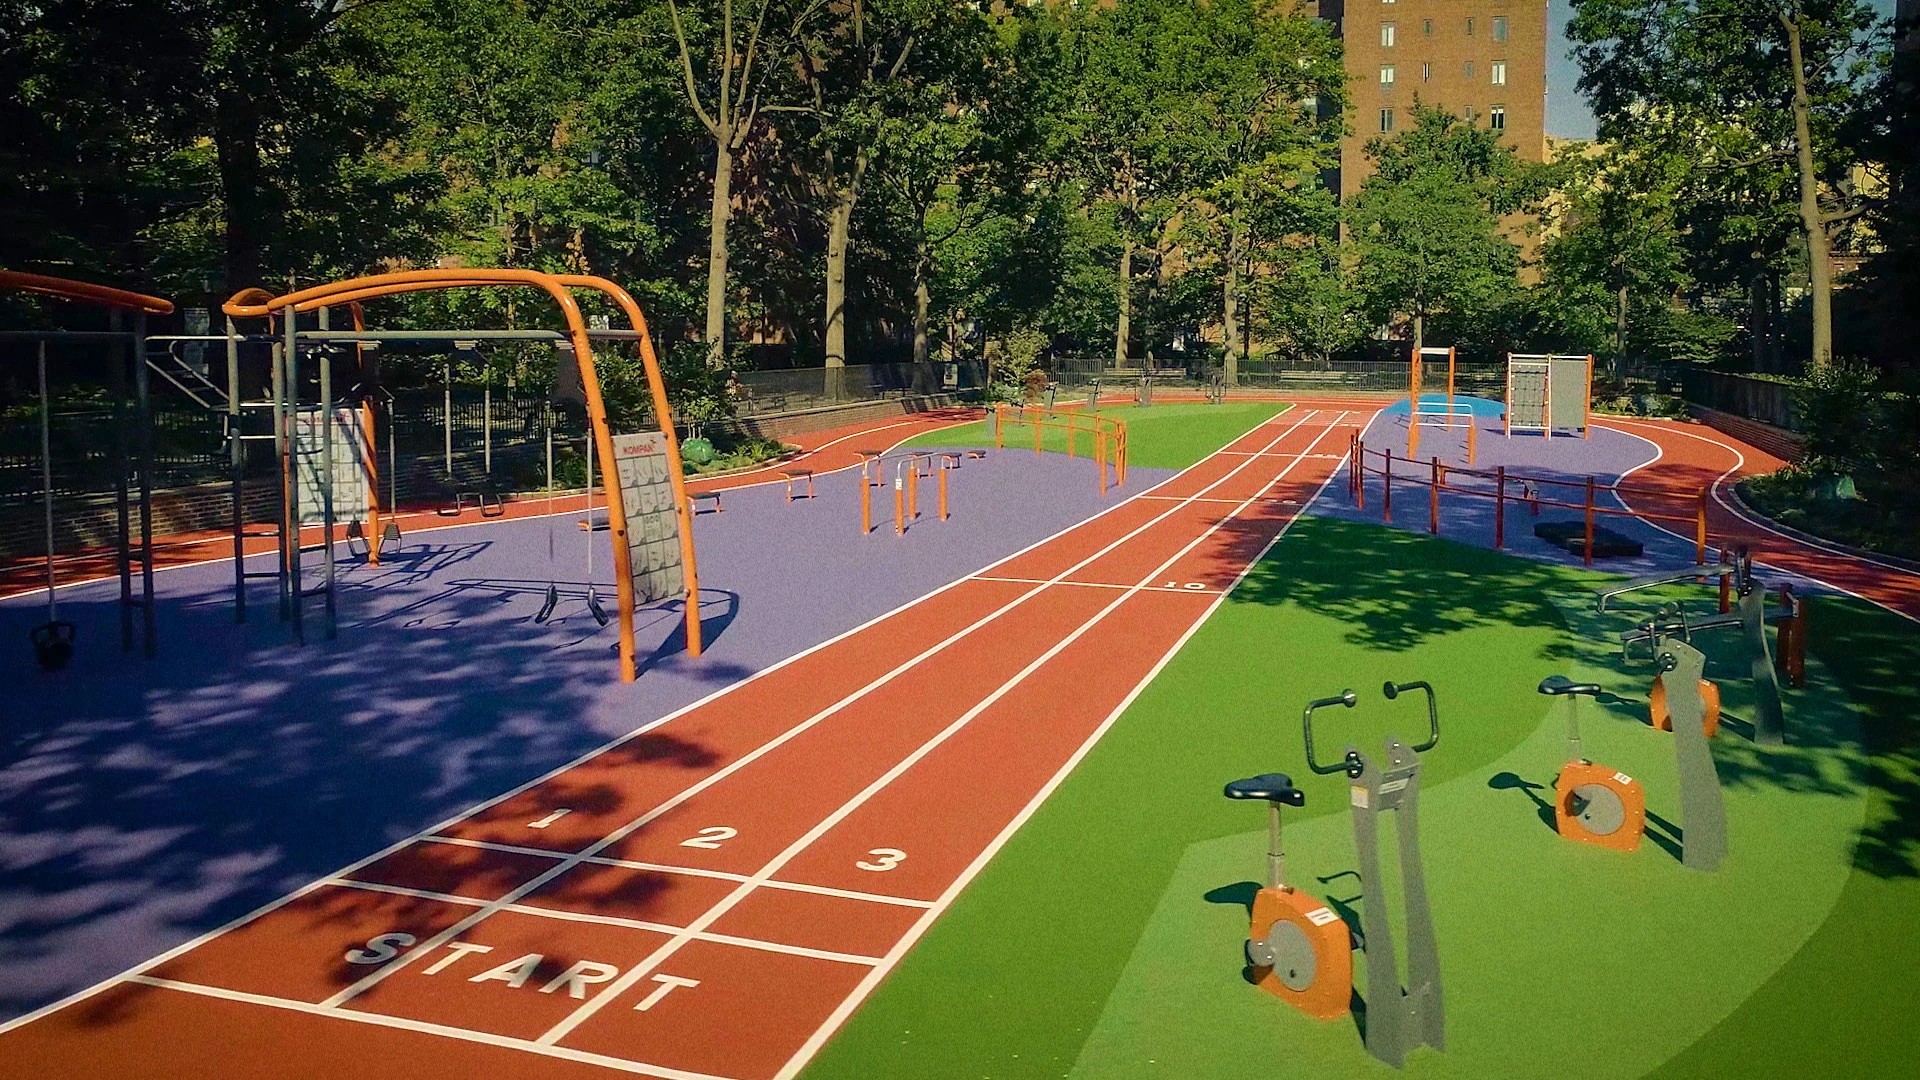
1595,416,1920,622
0,403,1366,1079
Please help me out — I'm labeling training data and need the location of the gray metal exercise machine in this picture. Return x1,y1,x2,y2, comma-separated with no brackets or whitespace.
1304,681,1446,1068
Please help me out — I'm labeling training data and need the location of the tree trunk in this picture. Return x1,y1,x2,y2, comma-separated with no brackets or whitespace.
912,237,932,366
703,139,734,369
1784,14,1834,372
1114,240,1133,365
1223,208,1244,386
1616,281,1629,373
824,191,856,369
215,83,265,293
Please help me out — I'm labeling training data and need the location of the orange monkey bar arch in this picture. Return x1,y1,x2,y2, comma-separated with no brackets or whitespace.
0,270,174,315
223,269,699,682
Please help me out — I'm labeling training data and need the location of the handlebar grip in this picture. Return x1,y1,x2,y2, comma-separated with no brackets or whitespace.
1302,690,1358,776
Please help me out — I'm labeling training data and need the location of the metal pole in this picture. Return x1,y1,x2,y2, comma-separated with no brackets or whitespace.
37,341,55,623
1495,466,1506,549
1429,458,1440,535
285,307,303,642
228,316,246,623
443,360,453,477
1583,476,1596,568
318,315,337,641
111,309,132,652
271,336,289,623
135,312,155,656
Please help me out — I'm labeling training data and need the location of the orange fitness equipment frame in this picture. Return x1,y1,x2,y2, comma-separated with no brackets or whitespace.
223,269,699,682
992,403,1126,490
1223,771,1352,1021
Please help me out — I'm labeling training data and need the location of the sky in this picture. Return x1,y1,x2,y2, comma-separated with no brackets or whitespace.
1543,0,1898,139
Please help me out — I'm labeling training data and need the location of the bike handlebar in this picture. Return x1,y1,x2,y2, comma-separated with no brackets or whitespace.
1382,680,1441,753
1302,689,1358,776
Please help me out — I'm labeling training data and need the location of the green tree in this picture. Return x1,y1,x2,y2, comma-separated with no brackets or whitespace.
1568,0,1885,371
1348,106,1550,355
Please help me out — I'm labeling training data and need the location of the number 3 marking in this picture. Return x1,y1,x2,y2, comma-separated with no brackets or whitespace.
680,827,737,849
856,848,906,872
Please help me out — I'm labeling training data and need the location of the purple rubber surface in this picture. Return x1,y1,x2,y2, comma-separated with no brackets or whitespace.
0,448,1172,1021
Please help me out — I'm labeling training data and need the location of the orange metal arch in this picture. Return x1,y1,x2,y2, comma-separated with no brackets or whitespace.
1,270,174,315
222,269,674,682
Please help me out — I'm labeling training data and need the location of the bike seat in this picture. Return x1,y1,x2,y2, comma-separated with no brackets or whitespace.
1538,675,1603,697
1223,773,1304,806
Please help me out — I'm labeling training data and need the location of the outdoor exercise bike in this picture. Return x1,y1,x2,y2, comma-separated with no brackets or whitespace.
1223,692,1356,1024
1538,675,1645,852
1607,547,1794,746
1307,682,1446,1067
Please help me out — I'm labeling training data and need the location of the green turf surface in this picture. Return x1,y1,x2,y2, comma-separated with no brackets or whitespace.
800,515,1920,1079
898,401,1290,471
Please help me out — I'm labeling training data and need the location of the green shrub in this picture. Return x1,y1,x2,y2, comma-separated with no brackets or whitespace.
1793,359,1883,473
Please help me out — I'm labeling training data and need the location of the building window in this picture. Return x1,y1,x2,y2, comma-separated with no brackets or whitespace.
1491,61,1507,85
1303,95,1319,116
1493,15,1508,42
1466,17,1475,35
1423,18,1432,35
1462,105,1476,122
1464,60,1475,78
1489,105,1506,130
1381,22,1395,47
1381,65,1396,86
1421,62,1432,82
1380,108,1395,132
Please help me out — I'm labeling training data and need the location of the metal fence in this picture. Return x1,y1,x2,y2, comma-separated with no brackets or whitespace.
733,361,988,417
1044,357,1510,398
1674,369,1796,430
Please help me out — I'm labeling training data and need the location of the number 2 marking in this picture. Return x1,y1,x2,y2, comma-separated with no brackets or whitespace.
856,848,907,872
679,827,737,849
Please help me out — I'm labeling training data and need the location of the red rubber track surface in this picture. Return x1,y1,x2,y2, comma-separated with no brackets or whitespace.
0,402,1370,1080
0,410,982,601
1594,416,1920,622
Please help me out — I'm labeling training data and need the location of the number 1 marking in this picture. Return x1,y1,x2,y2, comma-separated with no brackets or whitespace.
680,826,737,849
856,848,907,872
527,809,571,830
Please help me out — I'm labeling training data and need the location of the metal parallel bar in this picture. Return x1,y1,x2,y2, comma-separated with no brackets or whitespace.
0,331,142,342
228,317,247,624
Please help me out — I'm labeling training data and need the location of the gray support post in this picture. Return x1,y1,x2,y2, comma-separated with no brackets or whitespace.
318,310,337,641
270,336,290,623
484,370,492,475
1660,640,1727,872
1266,801,1284,890
228,316,246,622
1391,739,1444,1054
1740,587,1786,745
134,312,155,656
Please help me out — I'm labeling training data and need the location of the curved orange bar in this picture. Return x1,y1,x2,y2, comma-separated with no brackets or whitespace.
224,268,643,682
554,274,703,658
1,270,173,315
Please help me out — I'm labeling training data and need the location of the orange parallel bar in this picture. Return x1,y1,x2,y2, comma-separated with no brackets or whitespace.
0,270,173,314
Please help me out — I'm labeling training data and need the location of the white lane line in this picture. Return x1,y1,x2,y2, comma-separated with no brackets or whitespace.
1596,417,1919,625
123,976,738,1080
324,878,884,966
971,575,1224,595
545,413,1355,1047
1135,495,1244,504
772,409,1372,1079
0,425,1207,1037
416,835,934,908
315,410,1326,1013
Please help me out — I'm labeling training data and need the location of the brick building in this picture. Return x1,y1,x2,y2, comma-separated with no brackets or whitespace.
1312,0,1549,198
